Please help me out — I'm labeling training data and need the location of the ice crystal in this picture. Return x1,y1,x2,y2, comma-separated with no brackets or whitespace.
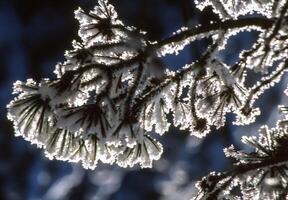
194,0,275,19
194,120,288,199
7,0,288,184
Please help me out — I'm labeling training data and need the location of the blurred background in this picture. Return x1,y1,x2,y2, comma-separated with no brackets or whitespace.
0,0,286,199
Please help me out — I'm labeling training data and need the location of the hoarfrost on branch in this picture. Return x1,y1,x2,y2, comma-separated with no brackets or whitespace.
7,0,288,199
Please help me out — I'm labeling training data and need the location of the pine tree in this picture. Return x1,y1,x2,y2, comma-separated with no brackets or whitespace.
7,0,288,199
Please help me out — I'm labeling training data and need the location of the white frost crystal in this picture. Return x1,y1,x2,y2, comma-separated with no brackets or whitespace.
7,0,163,169
194,0,274,19
7,0,288,182
75,0,124,46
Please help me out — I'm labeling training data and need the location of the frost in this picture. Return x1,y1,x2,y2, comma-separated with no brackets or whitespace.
233,106,261,126
194,0,275,19
7,80,53,148
173,101,192,130
116,134,163,168
6,0,288,185
156,31,216,57
141,95,172,135
75,0,124,46
196,59,248,128
194,117,288,199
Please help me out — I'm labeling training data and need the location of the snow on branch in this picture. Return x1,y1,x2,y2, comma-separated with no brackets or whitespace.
6,0,288,190
194,111,288,199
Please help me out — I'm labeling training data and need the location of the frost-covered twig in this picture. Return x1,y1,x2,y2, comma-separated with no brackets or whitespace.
6,0,288,178
194,115,288,199
155,17,274,55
